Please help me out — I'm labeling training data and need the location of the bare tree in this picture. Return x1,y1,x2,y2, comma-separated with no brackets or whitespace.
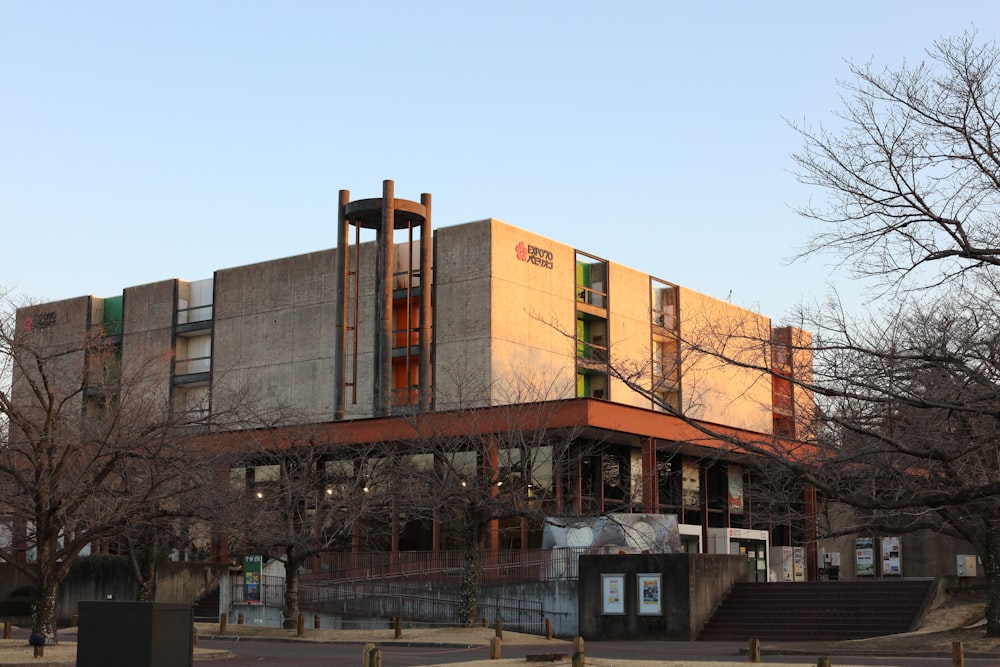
393,377,590,625
220,421,388,628
785,31,1000,635
0,297,224,641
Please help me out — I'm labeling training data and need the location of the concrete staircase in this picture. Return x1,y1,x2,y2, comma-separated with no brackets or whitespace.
698,579,937,641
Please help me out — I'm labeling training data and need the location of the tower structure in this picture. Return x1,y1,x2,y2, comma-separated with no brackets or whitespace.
333,180,432,419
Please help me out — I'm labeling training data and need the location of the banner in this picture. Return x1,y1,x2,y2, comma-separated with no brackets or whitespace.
244,555,263,604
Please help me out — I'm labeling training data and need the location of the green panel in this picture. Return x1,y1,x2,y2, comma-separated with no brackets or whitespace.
576,373,589,398
576,260,589,288
102,295,123,336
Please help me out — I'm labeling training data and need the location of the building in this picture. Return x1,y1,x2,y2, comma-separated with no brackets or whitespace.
14,181,818,581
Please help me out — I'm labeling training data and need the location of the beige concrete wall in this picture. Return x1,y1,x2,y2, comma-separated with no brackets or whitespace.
432,220,494,408
121,281,175,416
213,250,338,424
677,288,773,433
488,220,577,403
12,297,94,420
606,261,655,408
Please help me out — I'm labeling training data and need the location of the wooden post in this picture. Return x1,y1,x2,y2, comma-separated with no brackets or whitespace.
297,613,305,637
367,646,382,667
490,636,502,659
482,616,488,628
393,615,402,639
545,617,553,640
362,642,375,667
33,646,43,659
572,636,585,667
219,613,227,634
495,616,503,640
192,624,198,648
952,641,965,667
2,622,9,639
748,638,761,663
237,612,244,625
817,658,831,667
71,612,79,627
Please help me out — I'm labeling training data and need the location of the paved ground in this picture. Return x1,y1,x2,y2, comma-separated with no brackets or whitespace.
0,591,993,667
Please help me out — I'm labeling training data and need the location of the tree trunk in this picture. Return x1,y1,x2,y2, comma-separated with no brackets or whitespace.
983,529,1000,638
32,581,59,643
282,557,301,629
458,520,482,626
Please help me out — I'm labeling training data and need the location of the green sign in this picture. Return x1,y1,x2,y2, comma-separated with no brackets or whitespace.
244,555,262,604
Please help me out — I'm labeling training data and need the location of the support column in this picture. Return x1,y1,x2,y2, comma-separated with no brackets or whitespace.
333,189,350,420
641,436,657,513
376,180,395,416
418,192,433,411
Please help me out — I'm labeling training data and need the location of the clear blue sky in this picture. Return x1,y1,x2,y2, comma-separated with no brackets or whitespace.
3,2,997,321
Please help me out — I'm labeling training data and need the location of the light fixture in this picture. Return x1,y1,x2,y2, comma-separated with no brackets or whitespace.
256,491,264,499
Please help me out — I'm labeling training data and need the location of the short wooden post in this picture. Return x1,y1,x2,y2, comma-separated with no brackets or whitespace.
362,642,375,667
219,613,227,634
495,616,503,640
572,636,585,667
2,622,9,639
393,615,402,639
749,638,761,663
817,657,831,667
33,645,43,659
71,612,79,627
297,613,305,637
237,612,244,625
490,636,502,659
545,617,553,640
367,646,382,667
192,624,198,648
482,616,488,628
314,614,321,630
952,641,965,667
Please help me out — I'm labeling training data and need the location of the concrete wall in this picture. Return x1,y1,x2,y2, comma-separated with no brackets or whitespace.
121,280,176,414
606,261,657,408
488,220,577,403
213,250,338,423
677,288,773,433
578,553,746,641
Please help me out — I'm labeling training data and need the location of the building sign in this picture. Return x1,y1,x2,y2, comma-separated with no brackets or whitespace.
22,312,57,332
244,555,263,604
514,241,554,269
601,574,625,615
882,536,901,576
856,537,874,576
637,573,662,615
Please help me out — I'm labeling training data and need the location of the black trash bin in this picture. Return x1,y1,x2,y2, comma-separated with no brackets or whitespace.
76,601,193,667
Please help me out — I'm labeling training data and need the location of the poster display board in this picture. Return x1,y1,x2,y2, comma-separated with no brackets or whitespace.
244,555,263,604
882,536,901,576
856,537,874,576
601,574,625,615
637,573,662,615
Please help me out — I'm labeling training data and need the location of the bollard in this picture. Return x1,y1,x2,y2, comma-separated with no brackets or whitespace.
393,615,402,639
367,646,382,667
192,624,198,648
482,616,488,628
71,612,79,628
2,622,9,640
495,616,503,640
362,642,375,667
817,658,831,667
33,645,43,659
297,613,305,637
490,636,502,660
237,612,245,625
219,613,227,634
572,636,585,667
952,641,965,667
748,637,761,663
314,614,321,630
545,617,552,640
